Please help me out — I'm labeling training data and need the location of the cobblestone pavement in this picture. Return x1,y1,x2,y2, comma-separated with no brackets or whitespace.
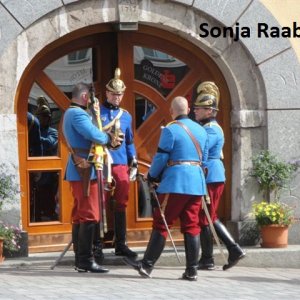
0,264,299,300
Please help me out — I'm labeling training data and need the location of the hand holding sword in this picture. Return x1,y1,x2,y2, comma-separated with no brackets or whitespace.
137,172,182,264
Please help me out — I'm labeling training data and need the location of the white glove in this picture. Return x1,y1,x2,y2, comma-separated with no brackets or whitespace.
129,157,138,181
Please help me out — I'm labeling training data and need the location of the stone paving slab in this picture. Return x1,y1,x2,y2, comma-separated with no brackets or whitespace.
0,264,299,300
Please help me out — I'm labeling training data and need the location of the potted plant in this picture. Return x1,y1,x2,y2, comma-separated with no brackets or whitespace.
0,163,22,262
0,221,22,261
250,150,298,248
252,201,293,247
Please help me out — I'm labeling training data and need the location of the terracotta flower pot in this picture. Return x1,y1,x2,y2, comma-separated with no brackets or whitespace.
260,225,289,248
0,238,5,263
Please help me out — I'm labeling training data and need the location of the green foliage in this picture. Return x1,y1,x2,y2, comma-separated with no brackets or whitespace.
0,163,19,210
252,201,294,226
0,163,21,253
250,150,297,201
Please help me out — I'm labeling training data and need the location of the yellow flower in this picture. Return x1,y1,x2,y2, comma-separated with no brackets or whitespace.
252,200,294,227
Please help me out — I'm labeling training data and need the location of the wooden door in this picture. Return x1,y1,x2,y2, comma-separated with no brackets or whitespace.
117,30,231,245
16,25,231,252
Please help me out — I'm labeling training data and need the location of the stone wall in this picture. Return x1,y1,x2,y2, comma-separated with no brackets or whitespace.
0,0,299,243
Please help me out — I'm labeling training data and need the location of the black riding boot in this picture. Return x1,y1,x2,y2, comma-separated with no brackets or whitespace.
77,222,109,273
114,211,137,258
93,222,104,265
182,233,200,281
72,223,80,270
123,230,166,278
198,225,215,270
214,219,246,270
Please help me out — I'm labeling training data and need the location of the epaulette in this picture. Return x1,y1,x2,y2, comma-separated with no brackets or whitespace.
204,121,224,135
166,120,177,127
121,108,128,114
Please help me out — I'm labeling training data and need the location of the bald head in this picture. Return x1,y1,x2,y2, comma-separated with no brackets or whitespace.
171,96,189,118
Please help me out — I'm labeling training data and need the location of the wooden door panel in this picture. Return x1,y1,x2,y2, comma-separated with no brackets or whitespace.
35,71,70,111
137,127,164,163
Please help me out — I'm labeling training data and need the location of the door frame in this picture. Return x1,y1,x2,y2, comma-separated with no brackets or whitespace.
16,24,232,251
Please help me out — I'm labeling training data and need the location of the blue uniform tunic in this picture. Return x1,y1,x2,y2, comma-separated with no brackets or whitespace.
202,119,225,183
100,104,136,165
63,106,110,181
149,116,208,195
40,126,58,156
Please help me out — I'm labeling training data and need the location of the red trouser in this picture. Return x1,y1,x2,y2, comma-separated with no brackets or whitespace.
152,193,202,239
70,180,101,223
199,182,225,226
110,165,130,212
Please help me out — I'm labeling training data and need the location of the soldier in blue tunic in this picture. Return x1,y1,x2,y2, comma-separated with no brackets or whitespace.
63,82,122,273
95,69,138,259
124,96,208,281
194,81,245,271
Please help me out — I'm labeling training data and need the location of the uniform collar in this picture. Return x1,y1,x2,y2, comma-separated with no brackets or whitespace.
103,100,119,110
70,102,87,110
175,114,189,120
200,117,215,126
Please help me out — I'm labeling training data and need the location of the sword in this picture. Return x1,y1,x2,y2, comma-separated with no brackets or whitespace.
138,173,182,264
201,197,227,265
50,239,72,270
88,86,108,238
97,169,108,237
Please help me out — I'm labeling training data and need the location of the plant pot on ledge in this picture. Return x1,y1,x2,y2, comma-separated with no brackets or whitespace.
250,150,298,248
253,200,293,248
0,237,5,263
260,224,289,248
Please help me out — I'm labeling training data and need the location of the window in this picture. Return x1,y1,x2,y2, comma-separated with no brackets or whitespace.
68,49,91,64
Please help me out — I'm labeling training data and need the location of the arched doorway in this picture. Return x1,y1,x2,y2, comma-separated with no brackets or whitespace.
16,24,231,252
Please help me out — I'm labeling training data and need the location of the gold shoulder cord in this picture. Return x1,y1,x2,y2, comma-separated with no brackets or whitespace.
166,120,177,127
102,109,124,131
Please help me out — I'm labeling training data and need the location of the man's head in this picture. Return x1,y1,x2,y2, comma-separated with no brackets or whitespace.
35,96,51,128
170,96,189,119
71,82,91,107
193,81,220,122
106,68,126,107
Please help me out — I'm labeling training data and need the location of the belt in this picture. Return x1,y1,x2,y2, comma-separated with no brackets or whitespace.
73,148,90,155
167,160,202,167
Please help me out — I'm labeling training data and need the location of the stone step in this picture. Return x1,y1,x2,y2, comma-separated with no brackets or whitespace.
2,245,300,269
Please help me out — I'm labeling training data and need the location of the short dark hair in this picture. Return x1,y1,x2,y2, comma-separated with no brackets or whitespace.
72,82,91,99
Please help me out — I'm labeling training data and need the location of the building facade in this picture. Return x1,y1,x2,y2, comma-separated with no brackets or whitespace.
0,0,299,253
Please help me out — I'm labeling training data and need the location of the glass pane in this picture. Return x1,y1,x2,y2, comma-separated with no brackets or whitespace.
44,47,93,96
29,170,60,222
138,178,152,218
134,46,189,97
68,49,90,64
135,95,156,129
28,83,61,157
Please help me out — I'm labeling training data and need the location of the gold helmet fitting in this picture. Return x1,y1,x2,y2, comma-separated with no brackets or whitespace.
35,96,51,116
106,68,126,94
194,81,220,111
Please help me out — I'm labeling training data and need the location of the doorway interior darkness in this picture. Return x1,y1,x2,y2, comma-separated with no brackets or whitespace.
16,24,232,253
